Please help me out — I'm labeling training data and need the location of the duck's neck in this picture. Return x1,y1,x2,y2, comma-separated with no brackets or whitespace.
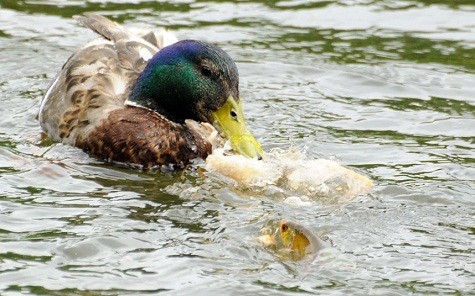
127,67,173,121
127,55,198,124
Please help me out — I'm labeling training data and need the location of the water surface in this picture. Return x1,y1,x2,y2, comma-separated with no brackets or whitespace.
0,0,474,295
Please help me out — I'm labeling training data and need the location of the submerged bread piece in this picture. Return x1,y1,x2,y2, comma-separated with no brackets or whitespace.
206,147,372,200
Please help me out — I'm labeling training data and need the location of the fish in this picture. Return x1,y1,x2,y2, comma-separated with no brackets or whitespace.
259,219,327,260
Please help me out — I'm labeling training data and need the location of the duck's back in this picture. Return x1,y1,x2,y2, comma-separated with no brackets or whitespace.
39,14,177,144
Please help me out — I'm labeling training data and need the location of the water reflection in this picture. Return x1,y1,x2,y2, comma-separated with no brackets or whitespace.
1,0,192,18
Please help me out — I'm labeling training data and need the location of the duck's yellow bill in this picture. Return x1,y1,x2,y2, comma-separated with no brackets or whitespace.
212,96,264,160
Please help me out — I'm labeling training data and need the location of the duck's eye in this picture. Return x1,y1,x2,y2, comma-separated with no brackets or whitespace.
230,109,238,120
201,66,212,77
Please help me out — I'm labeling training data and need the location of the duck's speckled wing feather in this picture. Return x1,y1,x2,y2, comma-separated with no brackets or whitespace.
39,13,174,143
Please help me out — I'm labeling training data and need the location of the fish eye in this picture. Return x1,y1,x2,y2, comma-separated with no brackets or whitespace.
201,66,212,77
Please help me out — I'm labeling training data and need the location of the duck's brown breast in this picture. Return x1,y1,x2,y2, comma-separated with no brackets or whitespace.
75,106,212,169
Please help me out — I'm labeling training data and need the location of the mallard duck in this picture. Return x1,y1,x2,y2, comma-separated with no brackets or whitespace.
39,13,263,169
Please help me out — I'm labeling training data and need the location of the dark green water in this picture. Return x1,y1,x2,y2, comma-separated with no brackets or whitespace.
0,0,474,295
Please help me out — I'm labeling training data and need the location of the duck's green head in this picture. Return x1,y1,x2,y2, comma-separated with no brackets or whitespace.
128,40,263,159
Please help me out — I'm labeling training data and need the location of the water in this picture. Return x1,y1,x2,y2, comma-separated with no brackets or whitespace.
0,0,474,294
